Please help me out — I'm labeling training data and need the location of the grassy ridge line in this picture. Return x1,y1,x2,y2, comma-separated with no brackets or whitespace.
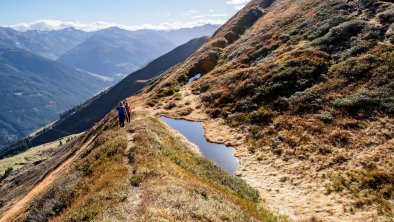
124,115,288,221
18,111,288,221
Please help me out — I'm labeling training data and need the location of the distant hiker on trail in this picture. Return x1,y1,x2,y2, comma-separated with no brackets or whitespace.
125,102,132,123
117,102,126,127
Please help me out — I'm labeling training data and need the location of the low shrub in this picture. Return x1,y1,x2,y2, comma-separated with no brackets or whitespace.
178,107,194,116
326,168,394,216
177,74,188,84
249,126,263,139
201,90,223,102
248,107,276,126
147,99,159,107
164,102,177,110
174,92,182,101
329,130,351,147
313,20,367,53
315,111,334,123
226,113,248,127
209,108,222,118
272,97,289,111
377,8,394,25
333,85,394,117
330,54,378,82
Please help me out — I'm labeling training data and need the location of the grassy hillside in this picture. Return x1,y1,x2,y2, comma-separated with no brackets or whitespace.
7,110,287,222
137,0,393,220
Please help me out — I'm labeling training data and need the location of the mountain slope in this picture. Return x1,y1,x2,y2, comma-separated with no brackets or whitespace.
128,0,393,221
0,27,91,60
0,45,110,147
22,37,208,148
1,0,393,221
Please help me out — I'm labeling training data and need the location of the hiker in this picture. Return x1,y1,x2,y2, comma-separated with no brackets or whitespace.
117,102,126,127
125,102,132,123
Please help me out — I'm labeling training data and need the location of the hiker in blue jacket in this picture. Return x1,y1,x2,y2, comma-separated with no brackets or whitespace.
117,102,126,127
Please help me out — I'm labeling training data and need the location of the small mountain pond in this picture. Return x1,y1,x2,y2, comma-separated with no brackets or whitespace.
188,73,201,83
160,117,240,175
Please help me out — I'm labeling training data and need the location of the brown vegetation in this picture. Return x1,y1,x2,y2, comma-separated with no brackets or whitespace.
140,0,394,220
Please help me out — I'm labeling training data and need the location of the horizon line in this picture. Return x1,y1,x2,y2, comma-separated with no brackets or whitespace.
4,19,226,32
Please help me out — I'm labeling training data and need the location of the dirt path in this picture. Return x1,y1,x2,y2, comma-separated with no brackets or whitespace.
0,137,95,222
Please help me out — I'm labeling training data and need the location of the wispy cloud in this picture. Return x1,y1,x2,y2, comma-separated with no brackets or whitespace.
210,14,228,17
226,0,251,9
226,0,250,5
9,19,226,32
192,15,206,19
191,13,227,19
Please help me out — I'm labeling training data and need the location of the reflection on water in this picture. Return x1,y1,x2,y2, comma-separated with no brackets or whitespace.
160,117,239,175
188,73,201,83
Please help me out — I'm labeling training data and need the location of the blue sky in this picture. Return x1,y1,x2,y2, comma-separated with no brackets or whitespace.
0,0,251,31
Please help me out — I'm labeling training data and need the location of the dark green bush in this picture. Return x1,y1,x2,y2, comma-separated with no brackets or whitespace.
288,89,324,114
177,74,188,84
333,84,394,117
164,102,177,110
226,113,248,127
313,20,367,52
248,107,275,126
272,97,289,111
233,98,257,112
253,57,328,103
378,8,394,25
330,54,379,82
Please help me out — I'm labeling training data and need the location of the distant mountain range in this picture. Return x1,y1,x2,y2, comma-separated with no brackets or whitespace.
0,27,91,60
0,25,219,78
57,27,176,78
27,36,208,147
0,45,111,147
57,25,219,78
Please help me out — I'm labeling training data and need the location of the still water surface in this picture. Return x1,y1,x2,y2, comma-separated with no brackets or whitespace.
160,117,239,174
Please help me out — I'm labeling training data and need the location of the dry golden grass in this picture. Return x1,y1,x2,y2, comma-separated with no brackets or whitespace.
14,111,287,222
0,134,81,175
121,115,288,221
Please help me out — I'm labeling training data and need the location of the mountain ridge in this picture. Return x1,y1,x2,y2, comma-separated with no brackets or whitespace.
0,45,110,147
56,25,219,78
